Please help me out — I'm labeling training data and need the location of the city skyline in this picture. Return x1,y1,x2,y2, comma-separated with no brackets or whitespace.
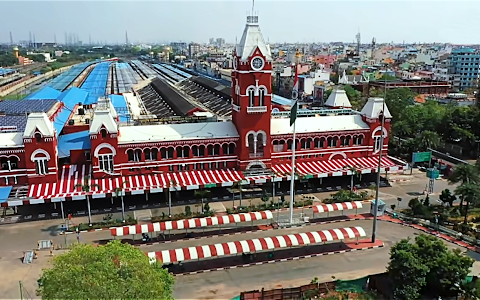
1,1,480,45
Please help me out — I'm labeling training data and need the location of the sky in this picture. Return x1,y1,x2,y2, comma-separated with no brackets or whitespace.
1,0,480,45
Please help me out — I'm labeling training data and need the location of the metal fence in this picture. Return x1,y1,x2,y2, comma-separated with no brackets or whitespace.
385,208,479,247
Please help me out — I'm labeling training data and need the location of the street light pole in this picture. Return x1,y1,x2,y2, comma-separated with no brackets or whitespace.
372,86,387,243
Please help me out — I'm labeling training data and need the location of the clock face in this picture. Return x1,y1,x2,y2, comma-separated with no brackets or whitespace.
251,57,264,70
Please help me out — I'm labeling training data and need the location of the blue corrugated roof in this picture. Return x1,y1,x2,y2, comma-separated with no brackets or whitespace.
26,86,61,100
109,94,130,122
53,107,72,136
57,130,91,158
272,94,293,106
0,186,12,203
58,87,89,110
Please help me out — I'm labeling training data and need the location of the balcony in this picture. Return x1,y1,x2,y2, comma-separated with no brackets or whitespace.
249,152,264,158
232,103,240,112
247,106,267,114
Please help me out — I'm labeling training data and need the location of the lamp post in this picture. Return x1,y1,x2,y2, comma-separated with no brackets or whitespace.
372,91,387,243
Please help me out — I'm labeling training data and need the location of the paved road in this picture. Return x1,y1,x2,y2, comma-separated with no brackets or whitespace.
172,220,480,299
0,175,457,258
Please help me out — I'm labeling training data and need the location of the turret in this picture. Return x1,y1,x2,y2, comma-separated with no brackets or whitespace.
89,97,119,176
23,113,59,184
360,97,392,155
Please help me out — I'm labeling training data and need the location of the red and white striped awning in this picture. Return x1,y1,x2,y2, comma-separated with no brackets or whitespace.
111,211,273,236
22,164,245,205
147,226,366,264
272,156,403,178
313,201,363,213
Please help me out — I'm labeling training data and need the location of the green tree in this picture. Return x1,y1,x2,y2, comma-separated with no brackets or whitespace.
449,164,480,185
74,176,99,225
439,189,456,207
388,235,474,299
454,183,480,224
37,241,174,299
415,130,441,151
194,189,211,213
343,165,362,192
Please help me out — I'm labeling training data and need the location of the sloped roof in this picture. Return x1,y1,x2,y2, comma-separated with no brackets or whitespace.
325,90,352,108
236,16,272,61
360,97,392,119
26,86,61,100
58,130,91,158
151,78,196,116
271,114,369,135
118,121,239,144
23,112,55,137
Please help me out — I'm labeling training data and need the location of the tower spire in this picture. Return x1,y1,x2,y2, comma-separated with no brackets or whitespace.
251,0,255,16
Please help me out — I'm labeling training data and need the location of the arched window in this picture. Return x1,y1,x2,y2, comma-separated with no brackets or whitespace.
160,147,167,159
320,137,326,148
259,88,266,106
199,145,205,156
327,137,334,148
306,138,313,149
344,136,351,147
214,144,220,156
222,144,228,155
176,146,183,158
300,139,307,149
35,133,42,143
332,137,338,147
256,133,264,156
101,129,107,138
144,149,151,161
273,140,282,153
353,135,363,146
151,148,158,160
228,143,235,155
248,134,255,153
134,149,142,162
295,139,300,150
33,153,49,175
183,146,190,158
192,145,199,157
287,140,293,151
0,157,17,171
207,145,214,156
127,149,134,162
167,147,174,159
248,88,255,107
340,136,347,147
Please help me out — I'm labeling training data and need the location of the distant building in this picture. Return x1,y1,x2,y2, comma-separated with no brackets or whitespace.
447,48,480,91
188,43,201,58
17,55,34,66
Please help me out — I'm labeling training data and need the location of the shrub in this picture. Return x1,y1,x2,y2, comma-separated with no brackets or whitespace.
184,206,192,217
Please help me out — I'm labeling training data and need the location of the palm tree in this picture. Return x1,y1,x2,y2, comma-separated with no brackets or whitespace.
415,130,441,151
449,164,480,210
344,165,362,192
194,189,211,214
454,183,480,224
113,181,129,221
232,180,244,207
74,176,100,225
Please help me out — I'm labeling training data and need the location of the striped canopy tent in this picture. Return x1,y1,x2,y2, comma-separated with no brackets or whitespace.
272,156,403,179
313,201,363,216
148,226,366,265
23,164,246,204
111,211,273,236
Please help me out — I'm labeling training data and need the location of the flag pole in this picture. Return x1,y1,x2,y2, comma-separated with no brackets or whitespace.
289,118,296,224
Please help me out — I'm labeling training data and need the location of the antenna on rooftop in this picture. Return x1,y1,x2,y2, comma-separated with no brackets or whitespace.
251,0,255,16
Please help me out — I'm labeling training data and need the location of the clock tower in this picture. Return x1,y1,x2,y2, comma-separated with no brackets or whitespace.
231,14,272,172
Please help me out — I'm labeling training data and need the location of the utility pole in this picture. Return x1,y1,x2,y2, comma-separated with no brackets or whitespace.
372,80,387,243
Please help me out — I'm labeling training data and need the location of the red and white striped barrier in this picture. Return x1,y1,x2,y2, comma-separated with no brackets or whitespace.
313,201,363,214
111,211,273,236
147,226,366,264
